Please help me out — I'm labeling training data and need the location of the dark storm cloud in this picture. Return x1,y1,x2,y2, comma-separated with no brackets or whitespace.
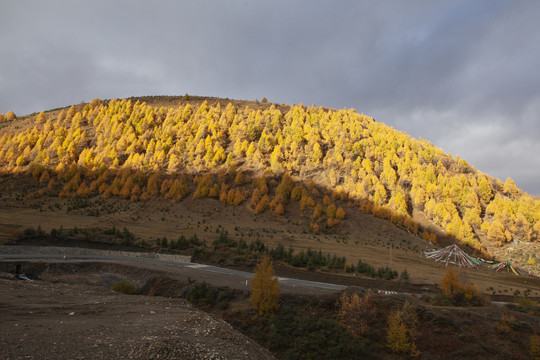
1,0,539,194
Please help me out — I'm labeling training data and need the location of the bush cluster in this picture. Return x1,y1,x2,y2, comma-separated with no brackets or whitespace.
269,244,346,270
268,306,374,359
105,226,135,245
188,281,236,310
353,259,399,280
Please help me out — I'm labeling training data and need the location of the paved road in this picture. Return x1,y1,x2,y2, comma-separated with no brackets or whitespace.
0,253,346,291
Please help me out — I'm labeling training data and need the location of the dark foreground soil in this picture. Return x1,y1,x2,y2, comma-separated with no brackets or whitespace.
1,258,540,360
0,273,275,360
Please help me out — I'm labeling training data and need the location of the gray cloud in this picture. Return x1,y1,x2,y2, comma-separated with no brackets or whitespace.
1,0,539,195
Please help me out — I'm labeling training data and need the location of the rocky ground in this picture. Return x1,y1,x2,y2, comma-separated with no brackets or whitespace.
0,273,275,360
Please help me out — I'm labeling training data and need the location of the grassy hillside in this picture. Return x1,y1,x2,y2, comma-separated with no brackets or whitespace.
0,95,539,274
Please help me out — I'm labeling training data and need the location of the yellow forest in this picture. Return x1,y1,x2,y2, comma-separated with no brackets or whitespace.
1,97,539,261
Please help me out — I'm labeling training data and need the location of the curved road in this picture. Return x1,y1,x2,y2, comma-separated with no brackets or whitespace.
0,253,346,292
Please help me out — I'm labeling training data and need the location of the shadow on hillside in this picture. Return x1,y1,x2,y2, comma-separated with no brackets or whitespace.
0,164,489,262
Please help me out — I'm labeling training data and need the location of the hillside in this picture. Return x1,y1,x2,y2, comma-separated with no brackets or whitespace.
1,96,539,274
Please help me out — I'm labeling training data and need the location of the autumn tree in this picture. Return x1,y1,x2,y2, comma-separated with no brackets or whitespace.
386,318,405,351
326,203,337,218
337,292,375,338
234,171,244,186
386,301,420,357
323,195,331,206
166,177,190,202
290,185,303,201
441,267,484,306
276,172,294,199
477,177,493,203
251,187,262,208
193,174,213,199
300,193,315,212
503,177,519,197
5,110,16,121
120,175,135,199
76,181,92,198
441,267,461,298
254,194,270,214
335,207,346,220
39,170,50,185
252,176,268,195
270,193,285,215
488,220,511,245
250,255,280,315
36,111,46,124
311,142,323,165
227,188,245,206
146,174,160,197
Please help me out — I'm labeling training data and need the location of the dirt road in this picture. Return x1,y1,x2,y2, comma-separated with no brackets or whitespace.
0,246,346,295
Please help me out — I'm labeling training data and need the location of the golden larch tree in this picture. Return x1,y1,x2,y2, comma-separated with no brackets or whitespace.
251,255,280,315
337,292,375,338
386,311,410,354
386,303,420,357
441,267,461,297
5,110,16,121
503,177,519,197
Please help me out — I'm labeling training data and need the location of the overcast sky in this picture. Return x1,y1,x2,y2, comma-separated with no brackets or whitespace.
1,1,539,195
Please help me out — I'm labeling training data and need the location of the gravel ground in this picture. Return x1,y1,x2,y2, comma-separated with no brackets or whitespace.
0,273,275,360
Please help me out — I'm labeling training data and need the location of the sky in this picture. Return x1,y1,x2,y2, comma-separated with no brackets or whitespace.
1,1,540,195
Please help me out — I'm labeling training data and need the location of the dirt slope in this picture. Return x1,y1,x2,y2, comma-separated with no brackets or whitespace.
0,273,275,360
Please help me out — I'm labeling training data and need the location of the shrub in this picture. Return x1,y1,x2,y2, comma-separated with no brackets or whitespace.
189,281,217,306
496,314,515,334
112,280,135,294
400,269,410,281
23,227,37,237
517,297,538,313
